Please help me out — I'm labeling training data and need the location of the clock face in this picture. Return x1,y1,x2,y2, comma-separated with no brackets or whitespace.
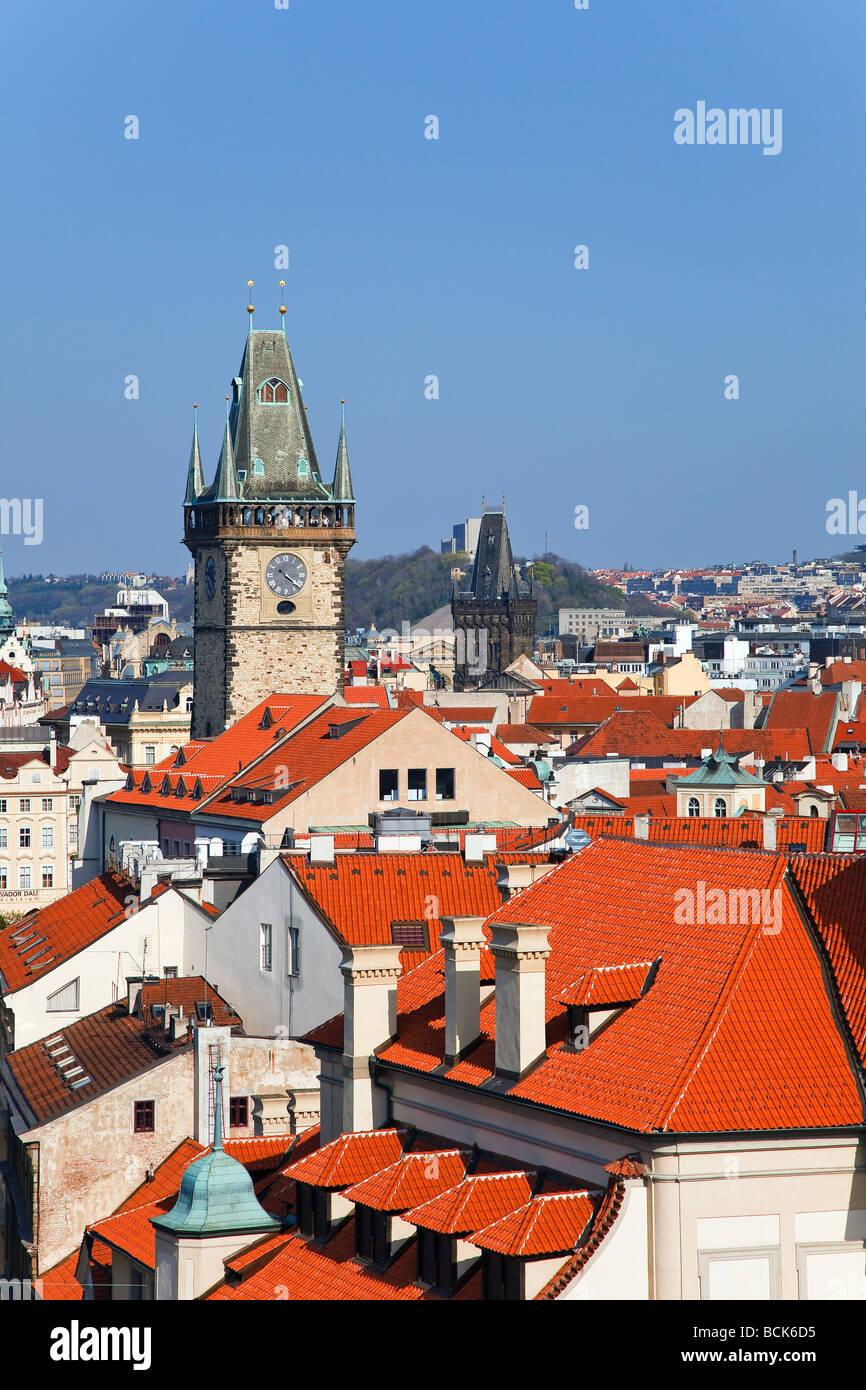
266,552,308,597
205,555,216,600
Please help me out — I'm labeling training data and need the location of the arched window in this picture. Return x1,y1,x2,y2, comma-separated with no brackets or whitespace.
687,797,700,817
258,378,290,404
297,458,310,477
809,805,819,817
253,458,265,476
713,797,727,818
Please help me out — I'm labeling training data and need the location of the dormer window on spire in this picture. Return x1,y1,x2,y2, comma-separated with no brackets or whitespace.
258,378,290,404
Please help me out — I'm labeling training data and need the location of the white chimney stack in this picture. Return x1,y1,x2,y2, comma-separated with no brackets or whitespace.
633,812,650,841
440,916,486,1064
338,944,402,1138
490,921,551,1079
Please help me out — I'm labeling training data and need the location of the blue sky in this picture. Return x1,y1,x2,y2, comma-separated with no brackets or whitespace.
0,0,863,577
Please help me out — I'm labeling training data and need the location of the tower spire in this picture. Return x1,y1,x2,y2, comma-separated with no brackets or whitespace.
332,399,355,501
183,403,205,504
214,408,239,501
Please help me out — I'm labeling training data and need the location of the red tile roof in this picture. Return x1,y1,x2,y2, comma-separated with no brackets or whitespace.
283,852,527,960
105,694,331,815
506,766,543,790
138,977,241,1030
495,724,557,745
342,1149,469,1211
205,1218,481,1301
765,690,840,753
559,960,656,1007
372,839,864,1134
0,874,132,995
790,854,866,1058
202,707,410,823
6,1000,190,1125
282,1129,407,1188
470,1190,597,1257
405,1172,535,1234
529,694,694,731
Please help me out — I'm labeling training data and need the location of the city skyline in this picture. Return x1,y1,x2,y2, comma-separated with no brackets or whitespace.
1,1,863,576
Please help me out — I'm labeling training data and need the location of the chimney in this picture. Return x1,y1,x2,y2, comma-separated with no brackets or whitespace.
127,977,143,1015
48,727,57,771
338,944,402,1138
490,921,551,1080
762,813,778,852
464,832,496,863
310,834,335,865
633,812,650,841
440,916,486,1064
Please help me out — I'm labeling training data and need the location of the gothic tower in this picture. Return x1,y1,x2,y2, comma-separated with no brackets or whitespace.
451,510,536,690
183,320,356,739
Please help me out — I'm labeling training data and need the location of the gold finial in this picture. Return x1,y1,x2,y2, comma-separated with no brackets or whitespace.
247,280,255,316
278,279,286,317
193,402,198,409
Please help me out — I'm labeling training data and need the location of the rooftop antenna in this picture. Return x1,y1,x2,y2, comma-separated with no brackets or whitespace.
279,280,287,329
246,280,255,330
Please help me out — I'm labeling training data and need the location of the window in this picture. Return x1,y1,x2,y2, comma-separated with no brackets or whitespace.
297,459,309,476
70,794,81,812
0,869,5,889
258,378,290,404
713,797,728,818
133,1100,155,1134
260,923,273,972
183,841,191,856
172,840,180,857
0,829,6,849
162,838,170,856
229,1096,249,1129
687,797,700,817
163,966,178,978
18,866,31,889
46,978,79,1011
41,798,53,812
407,768,427,802
19,826,31,848
379,769,399,802
68,825,78,847
287,924,300,978
145,746,156,766
392,922,427,949
41,825,54,848
0,798,6,812
42,865,54,889
435,768,455,802
19,798,30,812
253,458,265,475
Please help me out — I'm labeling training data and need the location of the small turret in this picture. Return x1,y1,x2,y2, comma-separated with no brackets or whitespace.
332,401,355,502
213,418,239,501
183,407,206,504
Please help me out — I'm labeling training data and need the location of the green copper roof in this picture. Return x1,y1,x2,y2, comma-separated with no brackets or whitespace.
152,1059,279,1238
674,737,766,790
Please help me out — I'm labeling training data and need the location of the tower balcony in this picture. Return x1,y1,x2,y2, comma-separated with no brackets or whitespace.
184,501,355,544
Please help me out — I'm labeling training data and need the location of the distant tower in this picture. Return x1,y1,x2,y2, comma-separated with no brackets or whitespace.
0,550,14,638
451,509,536,690
183,305,356,738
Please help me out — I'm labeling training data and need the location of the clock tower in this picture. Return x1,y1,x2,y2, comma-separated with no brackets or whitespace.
183,315,355,738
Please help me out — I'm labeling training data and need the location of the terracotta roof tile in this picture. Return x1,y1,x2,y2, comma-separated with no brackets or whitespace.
342,1150,469,1211
405,1172,535,1234
0,873,131,995
282,1129,407,1188
470,1190,597,1256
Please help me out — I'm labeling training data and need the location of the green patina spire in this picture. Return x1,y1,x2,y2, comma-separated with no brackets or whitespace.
332,399,355,502
184,405,206,504
214,416,239,501
151,1053,279,1238
0,550,14,636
